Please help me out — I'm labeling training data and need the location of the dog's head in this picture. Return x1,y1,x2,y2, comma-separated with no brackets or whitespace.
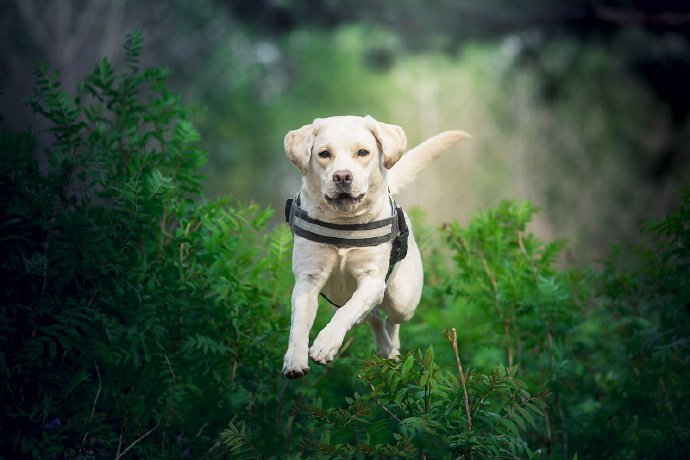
284,115,407,213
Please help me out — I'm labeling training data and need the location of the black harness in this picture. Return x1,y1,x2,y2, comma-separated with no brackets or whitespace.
284,195,409,306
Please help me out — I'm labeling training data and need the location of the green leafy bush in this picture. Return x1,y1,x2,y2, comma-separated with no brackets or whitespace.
430,196,690,459
440,201,583,458
304,343,542,459
0,31,293,458
401,196,689,459
581,188,690,458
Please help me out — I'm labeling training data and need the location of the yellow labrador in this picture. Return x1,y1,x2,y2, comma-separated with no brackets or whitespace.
282,115,468,378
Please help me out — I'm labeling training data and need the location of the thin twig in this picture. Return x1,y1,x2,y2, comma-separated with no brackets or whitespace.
90,360,102,420
202,437,223,459
230,359,238,384
275,380,290,432
445,329,472,432
194,422,209,439
129,339,177,460
445,328,472,460
162,352,176,384
517,230,539,283
481,256,512,367
115,417,162,460
480,257,499,313
284,414,296,453
547,328,568,458
79,360,103,450
519,231,568,456
536,347,553,456
358,375,403,424
40,216,58,295
85,287,100,309
556,393,568,459
115,429,124,459
503,320,513,368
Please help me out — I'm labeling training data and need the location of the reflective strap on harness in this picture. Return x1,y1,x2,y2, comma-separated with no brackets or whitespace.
285,197,398,247
285,196,410,308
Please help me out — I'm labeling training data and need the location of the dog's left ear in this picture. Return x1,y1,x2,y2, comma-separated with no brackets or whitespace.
284,121,320,176
365,115,407,169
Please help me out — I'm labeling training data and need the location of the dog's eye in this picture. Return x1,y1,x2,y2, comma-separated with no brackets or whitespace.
318,150,331,159
357,149,370,157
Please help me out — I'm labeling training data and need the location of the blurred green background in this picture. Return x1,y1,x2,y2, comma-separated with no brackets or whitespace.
4,0,690,265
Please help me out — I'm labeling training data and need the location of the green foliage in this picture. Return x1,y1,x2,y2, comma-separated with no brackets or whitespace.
220,420,258,460
582,187,690,458
305,346,542,459
439,201,581,457
0,31,292,458
404,196,688,459
428,195,689,459
1,32,689,460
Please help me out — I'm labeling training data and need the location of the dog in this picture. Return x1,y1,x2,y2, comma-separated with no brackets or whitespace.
282,115,468,379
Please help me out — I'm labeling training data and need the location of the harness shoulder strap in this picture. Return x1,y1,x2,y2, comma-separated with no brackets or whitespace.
285,198,294,223
385,207,409,281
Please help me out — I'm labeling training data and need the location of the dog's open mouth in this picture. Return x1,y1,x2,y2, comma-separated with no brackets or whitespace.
325,192,365,208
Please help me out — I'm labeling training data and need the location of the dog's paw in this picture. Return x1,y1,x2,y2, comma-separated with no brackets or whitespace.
282,350,310,379
371,327,400,360
309,324,346,364
376,343,401,360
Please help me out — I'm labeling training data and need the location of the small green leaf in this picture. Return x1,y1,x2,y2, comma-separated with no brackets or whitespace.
401,354,414,379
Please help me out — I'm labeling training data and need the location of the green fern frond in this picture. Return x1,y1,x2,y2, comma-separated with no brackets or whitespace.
221,420,258,459
124,29,144,72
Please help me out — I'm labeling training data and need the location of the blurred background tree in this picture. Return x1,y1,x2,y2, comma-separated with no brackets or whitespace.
2,0,689,263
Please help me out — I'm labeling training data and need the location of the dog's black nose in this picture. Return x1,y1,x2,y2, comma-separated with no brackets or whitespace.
332,170,353,186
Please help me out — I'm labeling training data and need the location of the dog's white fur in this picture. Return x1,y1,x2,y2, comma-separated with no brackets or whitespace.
282,115,468,378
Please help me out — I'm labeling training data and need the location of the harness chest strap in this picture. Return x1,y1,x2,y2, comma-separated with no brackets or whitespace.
284,196,409,306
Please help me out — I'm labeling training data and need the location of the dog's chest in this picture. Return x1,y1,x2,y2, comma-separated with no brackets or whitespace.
321,246,388,307
321,249,358,303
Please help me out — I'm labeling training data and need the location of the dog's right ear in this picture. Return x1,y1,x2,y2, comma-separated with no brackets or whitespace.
284,121,319,176
364,115,407,169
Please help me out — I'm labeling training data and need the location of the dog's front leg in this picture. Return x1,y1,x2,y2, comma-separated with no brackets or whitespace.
309,273,385,364
283,270,330,379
